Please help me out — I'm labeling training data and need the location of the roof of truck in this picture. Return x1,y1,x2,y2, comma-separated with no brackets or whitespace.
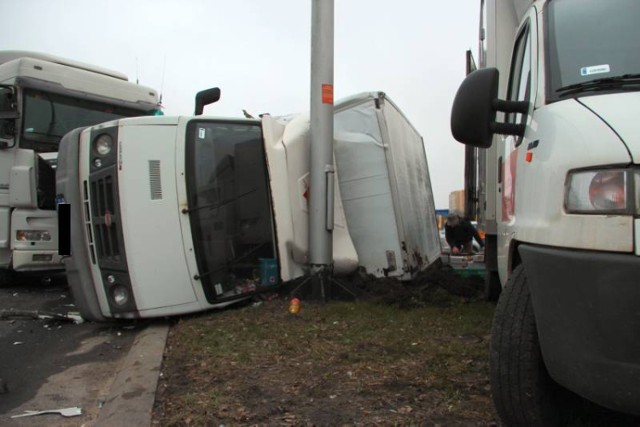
0,50,129,81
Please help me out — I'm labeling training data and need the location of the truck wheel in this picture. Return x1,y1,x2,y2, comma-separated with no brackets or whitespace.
490,264,581,426
0,269,15,287
484,270,501,301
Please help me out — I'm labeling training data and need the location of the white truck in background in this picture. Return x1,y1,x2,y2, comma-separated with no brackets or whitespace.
55,90,441,321
0,51,160,285
451,0,640,424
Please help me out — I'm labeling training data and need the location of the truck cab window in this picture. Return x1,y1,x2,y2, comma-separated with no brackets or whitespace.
546,0,640,100
479,0,487,67
0,87,16,140
21,89,143,152
185,121,276,302
506,23,532,134
0,87,15,112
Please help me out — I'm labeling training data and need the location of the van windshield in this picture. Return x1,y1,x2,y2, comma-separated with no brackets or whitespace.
546,0,640,101
21,89,146,152
185,120,277,303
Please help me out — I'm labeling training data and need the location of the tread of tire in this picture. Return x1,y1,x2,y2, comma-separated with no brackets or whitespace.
490,265,563,426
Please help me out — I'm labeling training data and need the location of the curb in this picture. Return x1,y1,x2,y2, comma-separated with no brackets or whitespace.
95,322,169,427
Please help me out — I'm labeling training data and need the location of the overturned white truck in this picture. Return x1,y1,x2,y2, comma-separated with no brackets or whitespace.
56,91,440,320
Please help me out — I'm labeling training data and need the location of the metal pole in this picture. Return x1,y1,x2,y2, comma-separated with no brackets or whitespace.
309,0,334,297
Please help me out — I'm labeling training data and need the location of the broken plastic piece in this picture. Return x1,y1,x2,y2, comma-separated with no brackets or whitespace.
11,406,82,418
0,310,84,324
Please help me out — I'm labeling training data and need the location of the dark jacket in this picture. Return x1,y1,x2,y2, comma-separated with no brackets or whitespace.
445,217,484,249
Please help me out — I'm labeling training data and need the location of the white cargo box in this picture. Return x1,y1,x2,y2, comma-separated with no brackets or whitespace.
333,92,441,280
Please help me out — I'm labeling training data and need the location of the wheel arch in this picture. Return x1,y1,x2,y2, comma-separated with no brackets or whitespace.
509,238,523,274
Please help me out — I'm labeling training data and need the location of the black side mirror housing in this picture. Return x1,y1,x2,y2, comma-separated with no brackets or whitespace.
450,68,529,148
451,68,500,148
194,87,221,116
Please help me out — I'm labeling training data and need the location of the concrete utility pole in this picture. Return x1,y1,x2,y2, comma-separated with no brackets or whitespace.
308,0,335,299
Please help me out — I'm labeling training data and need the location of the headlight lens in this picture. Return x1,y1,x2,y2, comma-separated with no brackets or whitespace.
112,285,129,306
565,168,636,214
94,134,113,156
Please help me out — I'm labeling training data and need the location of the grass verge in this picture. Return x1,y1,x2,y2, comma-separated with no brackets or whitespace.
153,275,497,425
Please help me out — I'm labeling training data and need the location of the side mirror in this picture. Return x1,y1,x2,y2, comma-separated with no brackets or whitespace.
450,68,528,148
0,85,18,147
0,85,19,120
194,87,221,116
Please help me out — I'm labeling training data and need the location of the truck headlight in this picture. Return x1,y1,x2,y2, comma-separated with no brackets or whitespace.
16,230,52,241
112,285,130,306
94,134,113,156
565,168,637,214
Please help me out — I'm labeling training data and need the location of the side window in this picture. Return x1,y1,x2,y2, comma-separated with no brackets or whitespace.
0,86,17,113
479,0,487,67
506,24,532,133
0,86,17,140
501,22,532,221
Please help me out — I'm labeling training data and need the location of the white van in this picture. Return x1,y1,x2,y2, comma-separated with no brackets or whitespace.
451,0,640,423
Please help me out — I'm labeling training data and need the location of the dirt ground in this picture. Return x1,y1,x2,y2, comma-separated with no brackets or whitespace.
152,265,501,426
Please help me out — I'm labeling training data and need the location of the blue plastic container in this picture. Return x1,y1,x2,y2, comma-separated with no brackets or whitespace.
259,258,278,286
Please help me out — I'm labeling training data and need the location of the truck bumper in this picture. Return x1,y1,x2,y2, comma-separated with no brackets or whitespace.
56,127,107,322
12,250,64,271
10,208,64,271
519,244,640,415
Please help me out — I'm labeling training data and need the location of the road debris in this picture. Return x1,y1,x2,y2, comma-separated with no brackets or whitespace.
0,309,84,324
288,298,301,314
11,406,82,418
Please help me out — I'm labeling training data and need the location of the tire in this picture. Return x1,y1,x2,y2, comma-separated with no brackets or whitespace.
490,264,582,426
484,269,501,302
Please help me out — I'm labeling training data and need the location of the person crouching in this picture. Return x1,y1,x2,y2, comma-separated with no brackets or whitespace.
445,212,484,255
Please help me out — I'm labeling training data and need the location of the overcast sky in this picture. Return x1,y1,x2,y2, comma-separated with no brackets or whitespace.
1,0,479,209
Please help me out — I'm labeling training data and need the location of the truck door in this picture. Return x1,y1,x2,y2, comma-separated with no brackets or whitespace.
497,8,538,277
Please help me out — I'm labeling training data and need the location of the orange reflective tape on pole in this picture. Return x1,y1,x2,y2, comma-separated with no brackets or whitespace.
322,83,333,104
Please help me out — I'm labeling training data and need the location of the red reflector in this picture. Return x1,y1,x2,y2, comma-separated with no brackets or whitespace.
525,151,533,163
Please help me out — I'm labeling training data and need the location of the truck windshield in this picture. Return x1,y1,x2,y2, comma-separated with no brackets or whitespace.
21,89,146,152
185,120,276,303
546,0,640,101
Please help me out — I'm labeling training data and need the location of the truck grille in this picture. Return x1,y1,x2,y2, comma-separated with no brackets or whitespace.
82,180,97,265
89,172,125,268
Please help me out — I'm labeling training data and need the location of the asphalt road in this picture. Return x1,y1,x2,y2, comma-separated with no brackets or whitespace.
0,274,143,426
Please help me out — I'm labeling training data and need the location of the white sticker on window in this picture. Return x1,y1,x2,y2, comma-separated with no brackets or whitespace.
580,64,610,76
198,128,206,139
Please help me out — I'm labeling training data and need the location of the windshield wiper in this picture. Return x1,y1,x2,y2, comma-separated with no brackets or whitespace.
182,188,257,214
556,74,640,97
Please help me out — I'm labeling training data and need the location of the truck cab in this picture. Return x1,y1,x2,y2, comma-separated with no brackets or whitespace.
0,51,159,285
452,0,640,423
